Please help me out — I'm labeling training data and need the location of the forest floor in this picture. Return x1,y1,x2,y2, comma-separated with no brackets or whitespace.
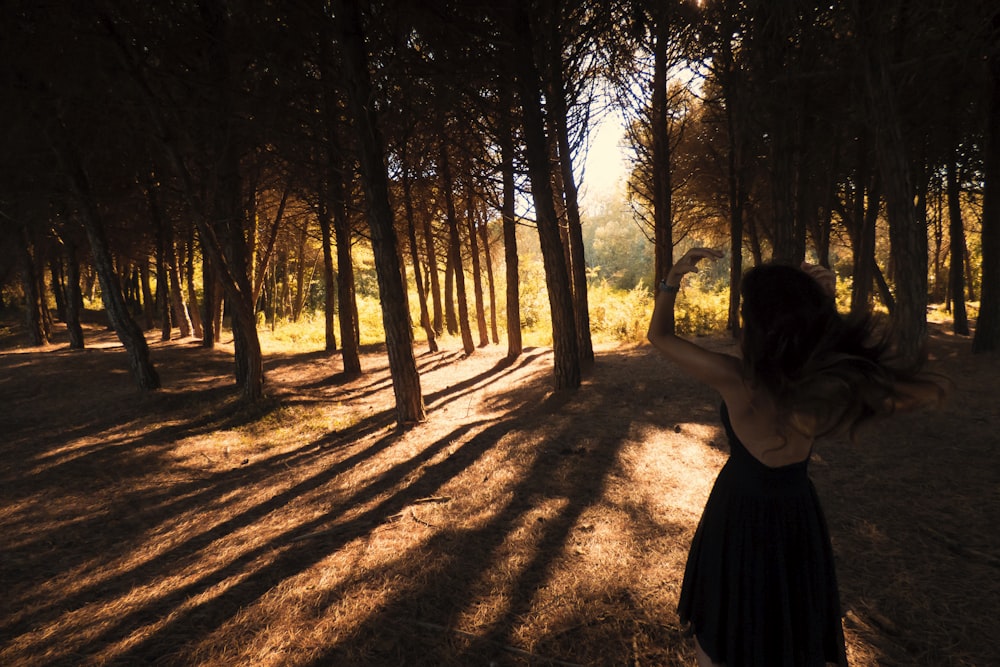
1,310,998,666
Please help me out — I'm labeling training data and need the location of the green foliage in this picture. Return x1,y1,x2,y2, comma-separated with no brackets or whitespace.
587,280,652,343
673,279,729,336
581,196,654,290
517,255,551,331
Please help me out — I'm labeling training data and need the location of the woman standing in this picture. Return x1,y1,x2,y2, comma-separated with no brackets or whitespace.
647,249,943,666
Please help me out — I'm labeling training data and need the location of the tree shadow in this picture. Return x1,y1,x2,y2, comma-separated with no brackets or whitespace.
1,341,725,666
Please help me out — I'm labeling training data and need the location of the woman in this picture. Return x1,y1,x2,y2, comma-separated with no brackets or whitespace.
647,248,943,667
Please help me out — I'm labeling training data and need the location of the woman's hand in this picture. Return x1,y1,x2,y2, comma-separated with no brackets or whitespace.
801,262,836,298
666,247,724,285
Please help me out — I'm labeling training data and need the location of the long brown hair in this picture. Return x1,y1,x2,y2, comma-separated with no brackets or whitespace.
739,264,942,439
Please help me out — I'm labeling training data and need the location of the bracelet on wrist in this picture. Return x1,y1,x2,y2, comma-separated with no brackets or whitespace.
658,279,680,294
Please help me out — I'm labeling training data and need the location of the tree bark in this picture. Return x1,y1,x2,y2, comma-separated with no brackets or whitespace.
331,165,362,376
444,248,458,335
860,3,926,364
333,0,424,425
851,166,879,317
974,15,1000,353
509,2,580,390
17,224,49,346
63,239,85,349
651,20,674,331
439,140,475,354
479,213,500,345
403,166,437,352
292,219,309,322
499,84,522,360
466,190,490,347
717,22,746,335
183,226,204,338
317,196,338,352
946,151,969,335
546,20,593,365
61,151,160,390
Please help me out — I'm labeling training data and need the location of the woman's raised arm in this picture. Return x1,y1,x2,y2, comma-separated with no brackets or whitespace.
647,248,742,392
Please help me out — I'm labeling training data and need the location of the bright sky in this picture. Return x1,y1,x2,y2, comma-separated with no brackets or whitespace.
580,109,629,206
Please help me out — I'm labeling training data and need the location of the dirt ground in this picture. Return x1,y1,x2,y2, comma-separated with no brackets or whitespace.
1,312,998,666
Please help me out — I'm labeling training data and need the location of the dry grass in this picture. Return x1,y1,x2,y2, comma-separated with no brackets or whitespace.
1,312,998,666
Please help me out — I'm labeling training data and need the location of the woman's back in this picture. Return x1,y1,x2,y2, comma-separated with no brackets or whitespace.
720,383,815,468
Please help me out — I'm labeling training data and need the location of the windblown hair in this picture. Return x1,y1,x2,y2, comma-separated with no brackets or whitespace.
739,264,939,440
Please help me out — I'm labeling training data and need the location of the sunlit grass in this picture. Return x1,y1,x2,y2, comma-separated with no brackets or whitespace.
928,300,980,325
254,281,735,353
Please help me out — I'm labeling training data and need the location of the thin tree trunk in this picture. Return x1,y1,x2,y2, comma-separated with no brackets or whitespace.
318,197,338,352
50,256,66,322
403,165,437,352
331,165,362,376
720,31,745,335
851,170,880,317
63,239,85,349
466,191,489,347
499,84,522,360
292,220,309,322
17,224,48,346
183,225,203,338
153,203,172,341
444,250,458,335
334,0,424,425
947,152,969,335
139,258,155,330
422,210,444,336
651,22,674,332
479,214,499,344
440,141,475,354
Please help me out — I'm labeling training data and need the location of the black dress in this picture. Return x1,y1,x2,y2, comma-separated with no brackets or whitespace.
677,403,848,666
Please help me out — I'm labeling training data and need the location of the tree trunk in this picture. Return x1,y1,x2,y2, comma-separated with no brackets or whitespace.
199,0,265,402
861,5,927,364
292,220,309,322
439,141,474,353
946,152,969,335
52,130,159,388
444,250,458,335
331,165,362,376
421,206,444,336
479,214,500,344
509,2,580,390
851,168,880,318
974,16,1000,353
202,250,220,348
17,224,49,346
499,84,522,360
720,29,745,335
153,203,172,341
184,226,204,338
139,257,155,330
251,184,290,306
466,191,489,347
334,0,424,425
403,168,437,352
317,197,338,352
63,239,85,349
50,256,66,322
547,29,593,365
651,22,674,332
